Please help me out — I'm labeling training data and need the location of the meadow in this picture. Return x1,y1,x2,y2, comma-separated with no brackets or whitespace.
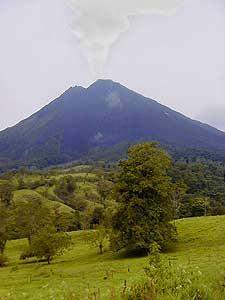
1,215,225,300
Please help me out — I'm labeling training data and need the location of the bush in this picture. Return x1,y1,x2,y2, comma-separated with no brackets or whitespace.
20,248,35,260
123,243,216,300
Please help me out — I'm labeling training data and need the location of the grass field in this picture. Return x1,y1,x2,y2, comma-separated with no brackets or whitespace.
1,215,225,299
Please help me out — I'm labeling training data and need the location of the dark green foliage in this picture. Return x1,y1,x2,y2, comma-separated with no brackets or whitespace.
0,181,14,207
169,160,225,218
172,181,187,220
0,205,11,254
111,142,177,253
90,206,105,226
69,194,88,211
52,206,80,231
96,180,114,205
17,176,54,190
54,176,76,201
190,197,210,217
0,182,14,255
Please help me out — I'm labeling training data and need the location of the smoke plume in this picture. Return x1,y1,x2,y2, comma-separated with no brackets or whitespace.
67,0,186,78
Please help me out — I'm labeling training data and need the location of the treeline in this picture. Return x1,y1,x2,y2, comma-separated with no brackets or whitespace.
169,159,225,217
1,151,225,224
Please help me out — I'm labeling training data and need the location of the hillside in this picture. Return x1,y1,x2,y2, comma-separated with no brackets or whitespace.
1,157,225,299
1,216,225,299
0,79,225,169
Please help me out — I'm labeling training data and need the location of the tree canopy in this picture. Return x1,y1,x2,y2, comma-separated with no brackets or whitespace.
111,142,177,253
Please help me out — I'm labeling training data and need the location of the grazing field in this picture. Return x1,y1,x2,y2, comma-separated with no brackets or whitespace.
1,215,225,299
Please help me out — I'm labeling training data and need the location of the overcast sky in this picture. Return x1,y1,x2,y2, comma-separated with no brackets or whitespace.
0,0,224,131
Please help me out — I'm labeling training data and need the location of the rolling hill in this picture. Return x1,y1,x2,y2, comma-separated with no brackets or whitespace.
0,79,225,169
1,215,225,299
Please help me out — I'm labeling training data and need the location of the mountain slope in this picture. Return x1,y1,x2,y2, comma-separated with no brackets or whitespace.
0,79,225,168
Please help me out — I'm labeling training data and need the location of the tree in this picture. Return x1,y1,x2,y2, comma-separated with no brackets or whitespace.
96,180,114,206
87,225,110,254
0,181,14,207
168,159,225,218
54,176,76,200
14,200,53,243
111,142,176,254
0,204,10,255
191,197,210,217
90,205,105,226
21,228,71,264
0,181,14,256
52,205,80,231
172,181,187,221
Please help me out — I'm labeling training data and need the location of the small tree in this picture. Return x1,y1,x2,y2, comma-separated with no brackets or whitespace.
15,200,53,243
111,142,177,254
96,180,114,206
84,224,110,254
54,176,76,200
172,181,187,221
22,228,71,264
90,225,110,254
52,205,80,231
90,205,105,227
191,197,210,217
0,181,14,207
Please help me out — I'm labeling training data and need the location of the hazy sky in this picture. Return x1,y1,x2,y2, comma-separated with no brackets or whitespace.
0,0,224,131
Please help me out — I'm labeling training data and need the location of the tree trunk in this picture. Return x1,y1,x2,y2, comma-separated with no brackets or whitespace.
99,244,103,254
0,240,6,255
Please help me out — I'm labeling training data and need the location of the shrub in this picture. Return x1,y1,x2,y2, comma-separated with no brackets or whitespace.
124,243,214,300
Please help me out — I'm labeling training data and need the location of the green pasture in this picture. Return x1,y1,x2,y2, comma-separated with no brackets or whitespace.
1,216,225,299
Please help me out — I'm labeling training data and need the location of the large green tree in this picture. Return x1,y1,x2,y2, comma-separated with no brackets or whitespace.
111,142,176,253
0,204,10,255
0,181,14,255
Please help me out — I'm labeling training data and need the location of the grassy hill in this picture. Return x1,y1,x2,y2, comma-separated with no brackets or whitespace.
1,215,225,299
13,190,74,214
